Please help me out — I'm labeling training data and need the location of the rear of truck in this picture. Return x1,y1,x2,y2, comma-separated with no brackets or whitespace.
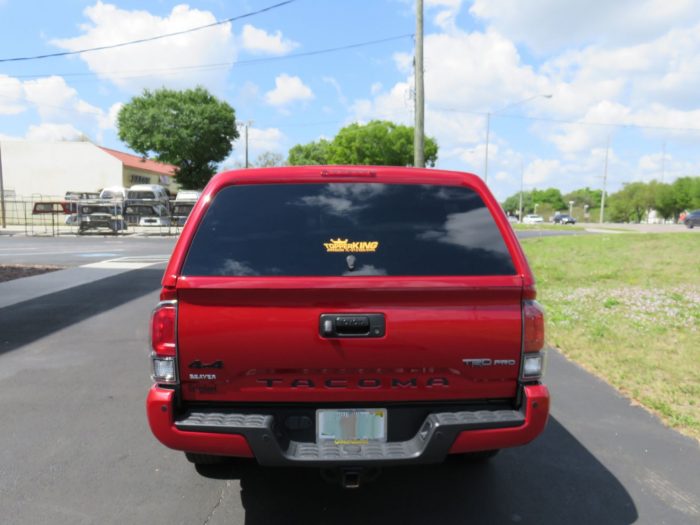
146,167,549,475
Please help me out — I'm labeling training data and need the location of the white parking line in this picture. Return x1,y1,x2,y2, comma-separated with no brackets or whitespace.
81,261,157,269
80,255,170,269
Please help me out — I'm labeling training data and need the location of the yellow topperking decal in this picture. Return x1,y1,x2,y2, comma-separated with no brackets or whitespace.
323,238,379,253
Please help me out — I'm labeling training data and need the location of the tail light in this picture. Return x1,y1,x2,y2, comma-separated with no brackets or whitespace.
150,300,178,385
522,300,546,381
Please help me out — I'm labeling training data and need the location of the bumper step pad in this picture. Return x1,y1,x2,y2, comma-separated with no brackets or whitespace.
175,407,524,466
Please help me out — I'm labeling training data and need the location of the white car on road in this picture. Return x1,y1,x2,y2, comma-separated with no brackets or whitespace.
523,214,545,224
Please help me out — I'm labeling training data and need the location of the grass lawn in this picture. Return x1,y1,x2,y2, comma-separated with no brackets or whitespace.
521,233,700,441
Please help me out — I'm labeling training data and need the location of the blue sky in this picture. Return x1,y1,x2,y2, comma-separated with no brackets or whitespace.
2,0,700,200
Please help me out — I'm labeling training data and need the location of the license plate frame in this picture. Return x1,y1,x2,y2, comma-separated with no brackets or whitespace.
316,408,388,445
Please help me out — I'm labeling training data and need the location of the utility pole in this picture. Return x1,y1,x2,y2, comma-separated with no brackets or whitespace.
599,136,610,224
661,140,666,182
414,0,425,168
245,123,250,169
237,121,253,168
518,160,524,222
0,141,6,229
484,113,491,183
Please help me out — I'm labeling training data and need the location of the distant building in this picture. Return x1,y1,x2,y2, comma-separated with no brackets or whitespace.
0,140,178,199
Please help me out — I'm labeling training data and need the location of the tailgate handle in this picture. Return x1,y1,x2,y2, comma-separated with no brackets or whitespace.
319,314,385,338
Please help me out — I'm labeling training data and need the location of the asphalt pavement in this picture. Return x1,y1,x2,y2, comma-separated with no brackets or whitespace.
0,235,176,267
0,262,698,524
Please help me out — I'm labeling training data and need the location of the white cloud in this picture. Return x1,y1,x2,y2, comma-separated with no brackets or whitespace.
264,74,314,107
50,2,235,92
470,0,700,53
240,24,298,54
426,0,464,30
0,75,25,115
25,123,84,141
225,126,287,168
21,75,108,128
524,159,561,185
0,74,117,142
350,81,413,124
246,127,285,153
99,102,123,131
394,29,547,112
23,76,80,119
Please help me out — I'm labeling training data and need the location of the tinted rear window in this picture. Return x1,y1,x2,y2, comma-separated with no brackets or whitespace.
182,183,515,276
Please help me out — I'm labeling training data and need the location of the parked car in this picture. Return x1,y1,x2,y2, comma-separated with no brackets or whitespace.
124,184,172,226
99,186,127,201
172,190,201,226
553,214,576,224
683,210,700,228
146,166,550,489
77,201,127,234
523,214,544,224
124,203,171,226
126,184,170,204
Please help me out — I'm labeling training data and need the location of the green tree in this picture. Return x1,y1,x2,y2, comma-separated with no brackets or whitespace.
117,87,237,189
531,188,566,211
502,191,533,216
288,120,438,167
564,187,603,208
672,176,700,211
653,182,677,220
287,139,331,165
608,182,649,222
254,151,285,168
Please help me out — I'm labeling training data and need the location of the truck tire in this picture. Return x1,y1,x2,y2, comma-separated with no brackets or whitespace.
185,452,227,465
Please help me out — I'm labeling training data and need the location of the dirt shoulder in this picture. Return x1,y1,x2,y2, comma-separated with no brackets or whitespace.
0,265,63,284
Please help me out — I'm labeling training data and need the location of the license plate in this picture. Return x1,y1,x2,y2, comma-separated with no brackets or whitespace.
316,408,387,445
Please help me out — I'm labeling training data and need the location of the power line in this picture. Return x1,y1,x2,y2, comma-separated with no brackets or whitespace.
2,34,414,82
0,0,297,63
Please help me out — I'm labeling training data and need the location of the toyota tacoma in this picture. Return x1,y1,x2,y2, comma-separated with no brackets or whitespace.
146,166,549,487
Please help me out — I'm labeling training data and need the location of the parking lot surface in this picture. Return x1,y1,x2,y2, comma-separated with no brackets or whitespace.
0,239,698,524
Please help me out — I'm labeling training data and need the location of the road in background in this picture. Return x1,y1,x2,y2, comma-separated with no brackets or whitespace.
0,230,589,268
0,265,698,524
0,235,176,266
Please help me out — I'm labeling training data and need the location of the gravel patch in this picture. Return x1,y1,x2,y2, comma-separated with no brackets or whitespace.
0,265,63,283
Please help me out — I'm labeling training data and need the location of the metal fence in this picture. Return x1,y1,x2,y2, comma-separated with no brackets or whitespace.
0,193,188,237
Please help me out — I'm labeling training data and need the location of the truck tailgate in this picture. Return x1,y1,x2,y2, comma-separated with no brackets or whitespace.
176,276,523,403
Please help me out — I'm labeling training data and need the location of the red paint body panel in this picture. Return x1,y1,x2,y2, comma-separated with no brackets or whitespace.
146,387,253,457
177,280,523,402
448,384,550,453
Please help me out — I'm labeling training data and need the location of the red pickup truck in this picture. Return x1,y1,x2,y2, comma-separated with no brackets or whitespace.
146,166,549,488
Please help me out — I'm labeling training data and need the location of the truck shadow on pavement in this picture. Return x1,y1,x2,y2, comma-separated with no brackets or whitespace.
198,417,638,525
0,268,163,356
